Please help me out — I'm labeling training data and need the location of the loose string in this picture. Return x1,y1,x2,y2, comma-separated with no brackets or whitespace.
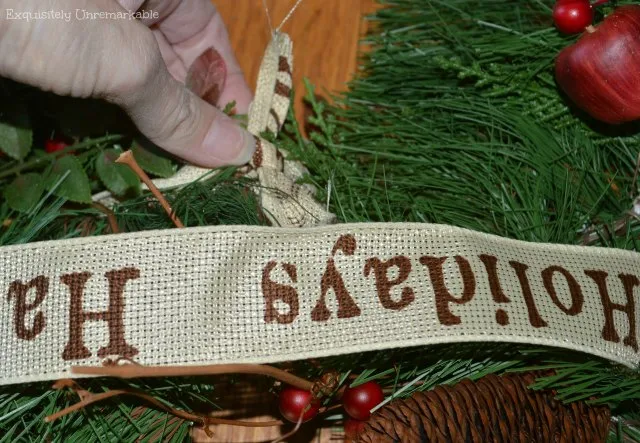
277,0,305,32
261,0,306,36
261,0,275,36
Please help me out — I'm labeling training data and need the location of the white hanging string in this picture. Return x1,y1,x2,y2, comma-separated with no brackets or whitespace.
261,0,275,36
276,0,305,32
261,0,306,35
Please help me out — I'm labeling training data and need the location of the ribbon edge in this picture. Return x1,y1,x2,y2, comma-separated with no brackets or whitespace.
0,222,639,262
1,334,635,387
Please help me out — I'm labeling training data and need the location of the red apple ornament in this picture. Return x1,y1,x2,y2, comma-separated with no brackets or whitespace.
555,5,640,124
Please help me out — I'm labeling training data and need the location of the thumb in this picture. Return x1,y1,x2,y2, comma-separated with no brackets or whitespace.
117,59,255,168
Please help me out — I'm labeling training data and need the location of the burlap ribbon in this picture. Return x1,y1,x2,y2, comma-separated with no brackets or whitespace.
2,34,639,386
0,223,638,385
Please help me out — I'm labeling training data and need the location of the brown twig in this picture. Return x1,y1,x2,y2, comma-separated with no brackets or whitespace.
44,387,284,429
272,406,305,443
46,373,343,435
72,363,313,391
115,150,184,228
91,202,120,234
78,218,96,237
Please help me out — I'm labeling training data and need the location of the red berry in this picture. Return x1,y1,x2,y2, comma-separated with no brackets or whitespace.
342,381,384,421
45,137,69,154
344,418,366,439
553,0,594,35
278,387,320,423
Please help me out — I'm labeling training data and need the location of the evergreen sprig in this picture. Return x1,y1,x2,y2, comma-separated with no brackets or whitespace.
280,0,640,249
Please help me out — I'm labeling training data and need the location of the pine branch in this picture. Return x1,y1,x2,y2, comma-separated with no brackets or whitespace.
284,0,640,247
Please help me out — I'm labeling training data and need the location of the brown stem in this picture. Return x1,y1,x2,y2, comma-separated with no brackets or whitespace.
72,363,313,391
270,404,343,442
47,371,346,439
91,202,120,234
272,407,305,443
45,388,283,428
115,151,185,228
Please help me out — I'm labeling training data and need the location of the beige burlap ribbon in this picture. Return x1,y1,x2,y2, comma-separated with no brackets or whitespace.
1,222,639,385
92,32,335,228
2,33,639,387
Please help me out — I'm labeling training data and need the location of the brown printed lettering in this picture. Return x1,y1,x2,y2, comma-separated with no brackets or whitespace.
585,270,638,351
7,275,48,340
420,256,475,326
541,266,583,315
61,268,139,361
479,254,510,326
262,261,300,324
311,235,361,321
509,261,548,328
364,256,415,310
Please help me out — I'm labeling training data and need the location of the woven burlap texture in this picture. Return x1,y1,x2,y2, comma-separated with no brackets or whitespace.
1,223,639,386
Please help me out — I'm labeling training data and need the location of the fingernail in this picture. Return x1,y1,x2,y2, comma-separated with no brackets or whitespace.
203,115,256,165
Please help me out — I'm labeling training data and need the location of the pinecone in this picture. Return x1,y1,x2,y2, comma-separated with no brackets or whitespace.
356,372,610,443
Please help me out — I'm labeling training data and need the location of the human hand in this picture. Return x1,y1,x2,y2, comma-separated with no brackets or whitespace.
0,0,255,167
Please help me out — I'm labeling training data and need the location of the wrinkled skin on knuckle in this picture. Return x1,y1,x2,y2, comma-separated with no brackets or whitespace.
101,23,163,103
147,85,203,146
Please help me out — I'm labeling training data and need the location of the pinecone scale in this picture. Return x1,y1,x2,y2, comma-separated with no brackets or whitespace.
356,372,610,443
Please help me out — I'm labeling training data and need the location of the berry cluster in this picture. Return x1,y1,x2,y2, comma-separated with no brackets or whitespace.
278,380,384,439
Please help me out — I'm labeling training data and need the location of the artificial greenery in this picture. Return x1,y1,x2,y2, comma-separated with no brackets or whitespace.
282,0,640,439
281,0,640,249
0,80,186,211
1,0,640,441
